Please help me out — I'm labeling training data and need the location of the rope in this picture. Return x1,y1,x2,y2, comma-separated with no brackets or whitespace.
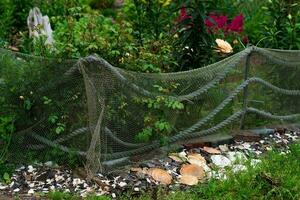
247,107,300,120
29,127,89,150
254,47,300,67
82,50,249,101
104,127,145,148
29,132,86,156
167,77,300,144
30,126,145,150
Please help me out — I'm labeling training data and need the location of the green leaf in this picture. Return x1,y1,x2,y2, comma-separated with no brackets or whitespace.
3,172,10,184
48,115,58,124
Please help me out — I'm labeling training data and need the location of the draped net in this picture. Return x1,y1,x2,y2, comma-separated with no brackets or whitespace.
1,46,300,175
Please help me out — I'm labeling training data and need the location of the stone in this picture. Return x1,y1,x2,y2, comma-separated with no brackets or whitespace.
119,182,127,187
28,183,35,188
232,165,247,173
27,165,35,173
0,185,7,190
13,188,20,192
168,154,184,163
178,151,187,159
227,152,247,163
73,178,82,186
28,189,34,194
211,155,232,168
219,144,229,152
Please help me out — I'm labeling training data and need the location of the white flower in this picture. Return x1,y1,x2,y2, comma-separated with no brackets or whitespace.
214,39,233,54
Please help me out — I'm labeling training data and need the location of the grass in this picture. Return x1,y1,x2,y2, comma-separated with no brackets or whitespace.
47,143,300,200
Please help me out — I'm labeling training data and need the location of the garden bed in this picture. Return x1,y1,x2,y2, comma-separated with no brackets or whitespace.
0,126,299,199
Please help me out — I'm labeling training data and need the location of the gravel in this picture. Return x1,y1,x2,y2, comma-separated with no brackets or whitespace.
0,128,299,198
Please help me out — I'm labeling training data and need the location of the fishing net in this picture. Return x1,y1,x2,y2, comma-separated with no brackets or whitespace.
0,46,300,176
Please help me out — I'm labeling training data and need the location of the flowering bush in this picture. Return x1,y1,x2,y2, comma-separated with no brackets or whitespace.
205,13,248,49
174,3,248,71
205,13,244,34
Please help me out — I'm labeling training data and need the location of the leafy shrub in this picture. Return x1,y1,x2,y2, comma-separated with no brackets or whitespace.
0,116,15,183
0,0,14,45
173,1,215,71
134,84,184,144
259,0,300,49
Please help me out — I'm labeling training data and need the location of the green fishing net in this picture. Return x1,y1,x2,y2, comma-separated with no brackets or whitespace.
0,46,300,175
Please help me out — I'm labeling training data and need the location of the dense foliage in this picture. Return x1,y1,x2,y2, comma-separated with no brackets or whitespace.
1,0,299,70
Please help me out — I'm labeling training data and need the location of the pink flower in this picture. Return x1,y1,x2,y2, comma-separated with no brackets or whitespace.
205,14,227,30
227,14,244,33
177,7,192,22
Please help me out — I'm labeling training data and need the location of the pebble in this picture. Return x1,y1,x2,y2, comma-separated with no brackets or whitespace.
13,188,20,192
27,165,35,173
119,182,127,187
232,165,247,173
28,189,34,194
0,185,7,190
227,151,247,163
28,183,34,188
211,155,232,168
219,144,229,152
178,151,187,158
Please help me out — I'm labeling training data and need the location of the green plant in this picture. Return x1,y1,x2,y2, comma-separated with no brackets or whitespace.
116,0,177,72
173,0,215,71
50,7,140,71
0,116,15,184
134,83,184,144
0,116,15,162
122,0,176,44
48,191,80,200
0,0,14,45
259,0,300,49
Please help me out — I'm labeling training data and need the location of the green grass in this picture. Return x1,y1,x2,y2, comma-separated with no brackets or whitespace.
48,191,111,200
48,143,300,200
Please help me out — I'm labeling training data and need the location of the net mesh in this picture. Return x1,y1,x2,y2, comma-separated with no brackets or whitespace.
1,46,300,176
